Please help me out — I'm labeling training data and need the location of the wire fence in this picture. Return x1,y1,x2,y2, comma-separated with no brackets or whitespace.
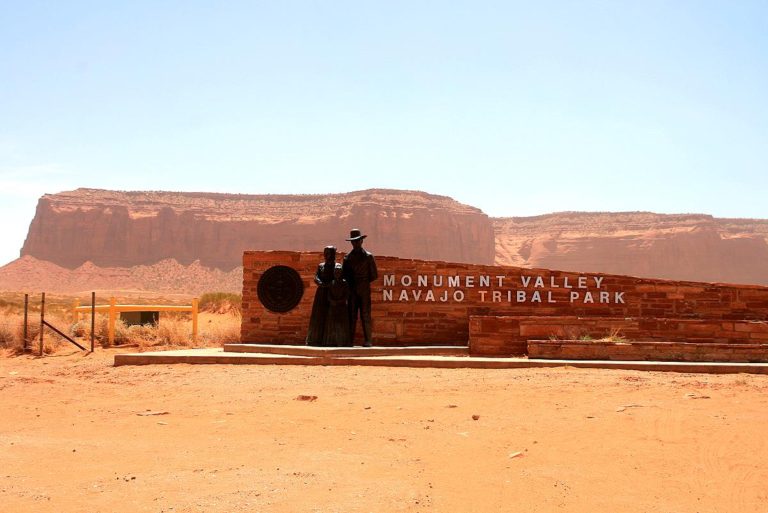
0,303,82,352
1,293,242,354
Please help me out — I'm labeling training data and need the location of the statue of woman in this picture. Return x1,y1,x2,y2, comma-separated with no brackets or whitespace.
306,246,336,346
323,264,351,346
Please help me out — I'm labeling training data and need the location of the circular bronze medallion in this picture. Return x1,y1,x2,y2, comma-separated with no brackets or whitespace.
257,265,304,313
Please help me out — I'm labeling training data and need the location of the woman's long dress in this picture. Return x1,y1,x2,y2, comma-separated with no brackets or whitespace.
323,278,351,347
305,263,334,346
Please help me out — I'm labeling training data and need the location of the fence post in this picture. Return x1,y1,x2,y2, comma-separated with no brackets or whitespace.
192,297,199,345
91,292,96,352
39,292,45,356
108,296,116,346
23,293,28,353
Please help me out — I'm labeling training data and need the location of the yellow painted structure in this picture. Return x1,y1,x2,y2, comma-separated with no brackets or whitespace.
73,297,199,345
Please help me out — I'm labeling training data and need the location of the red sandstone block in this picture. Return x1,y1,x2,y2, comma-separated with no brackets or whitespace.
478,318,500,330
520,325,566,338
473,339,518,349
549,346,582,357
735,322,768,333
638,308,665,317
679,286,707,295
678,323,716,335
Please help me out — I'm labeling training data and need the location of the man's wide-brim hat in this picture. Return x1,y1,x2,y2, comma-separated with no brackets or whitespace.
346,228,367,241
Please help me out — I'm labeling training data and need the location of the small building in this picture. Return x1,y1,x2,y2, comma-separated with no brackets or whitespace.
120,311,159,326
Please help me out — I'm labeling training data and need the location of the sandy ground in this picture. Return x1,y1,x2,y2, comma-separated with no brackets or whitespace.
1,350,767,513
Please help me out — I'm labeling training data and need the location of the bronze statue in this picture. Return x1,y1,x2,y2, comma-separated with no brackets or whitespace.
342,228,378,347
323,264,351,346
306,246,336,346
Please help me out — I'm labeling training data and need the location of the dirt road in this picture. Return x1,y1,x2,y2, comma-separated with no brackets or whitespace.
1,350,767,512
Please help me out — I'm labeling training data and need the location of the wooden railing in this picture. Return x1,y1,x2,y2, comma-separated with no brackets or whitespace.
73,297,199,345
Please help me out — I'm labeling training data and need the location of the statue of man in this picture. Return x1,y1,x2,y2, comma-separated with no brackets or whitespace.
342,228,378,347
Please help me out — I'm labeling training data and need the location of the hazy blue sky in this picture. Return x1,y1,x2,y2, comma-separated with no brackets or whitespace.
1,1,767,266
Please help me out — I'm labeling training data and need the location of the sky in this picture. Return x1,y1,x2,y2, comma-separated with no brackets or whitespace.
1,1,767,266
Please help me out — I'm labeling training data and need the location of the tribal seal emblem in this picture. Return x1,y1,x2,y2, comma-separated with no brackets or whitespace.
257,265,304,313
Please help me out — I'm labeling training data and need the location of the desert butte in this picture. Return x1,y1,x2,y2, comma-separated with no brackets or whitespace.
1,349,767,513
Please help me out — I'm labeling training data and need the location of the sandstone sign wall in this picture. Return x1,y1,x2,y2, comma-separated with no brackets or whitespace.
241,251,768,347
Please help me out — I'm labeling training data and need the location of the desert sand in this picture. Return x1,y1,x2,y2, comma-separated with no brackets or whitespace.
2,350,767,513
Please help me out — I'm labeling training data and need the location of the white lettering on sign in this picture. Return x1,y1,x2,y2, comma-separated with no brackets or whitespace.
380,273,626,304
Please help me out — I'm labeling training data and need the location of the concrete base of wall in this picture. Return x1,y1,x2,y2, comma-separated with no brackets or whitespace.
222,343,469,357
113,346,768,374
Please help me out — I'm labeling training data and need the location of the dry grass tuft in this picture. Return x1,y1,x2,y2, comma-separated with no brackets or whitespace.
0,321,18,349
0,308,69,355
199,292,242,315
549,326,628,343
154,317,193,347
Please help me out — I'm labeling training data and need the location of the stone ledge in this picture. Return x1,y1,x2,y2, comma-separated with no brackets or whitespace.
223,343,469,357
113,348,768,374
528,339,768,363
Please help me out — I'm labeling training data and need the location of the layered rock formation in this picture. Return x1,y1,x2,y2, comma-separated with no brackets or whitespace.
13,189,768,291
494,212,768,285
21,189,496,270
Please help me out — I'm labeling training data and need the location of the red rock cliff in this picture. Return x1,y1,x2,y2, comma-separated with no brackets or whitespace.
21,188,496,270
494,212,768,286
